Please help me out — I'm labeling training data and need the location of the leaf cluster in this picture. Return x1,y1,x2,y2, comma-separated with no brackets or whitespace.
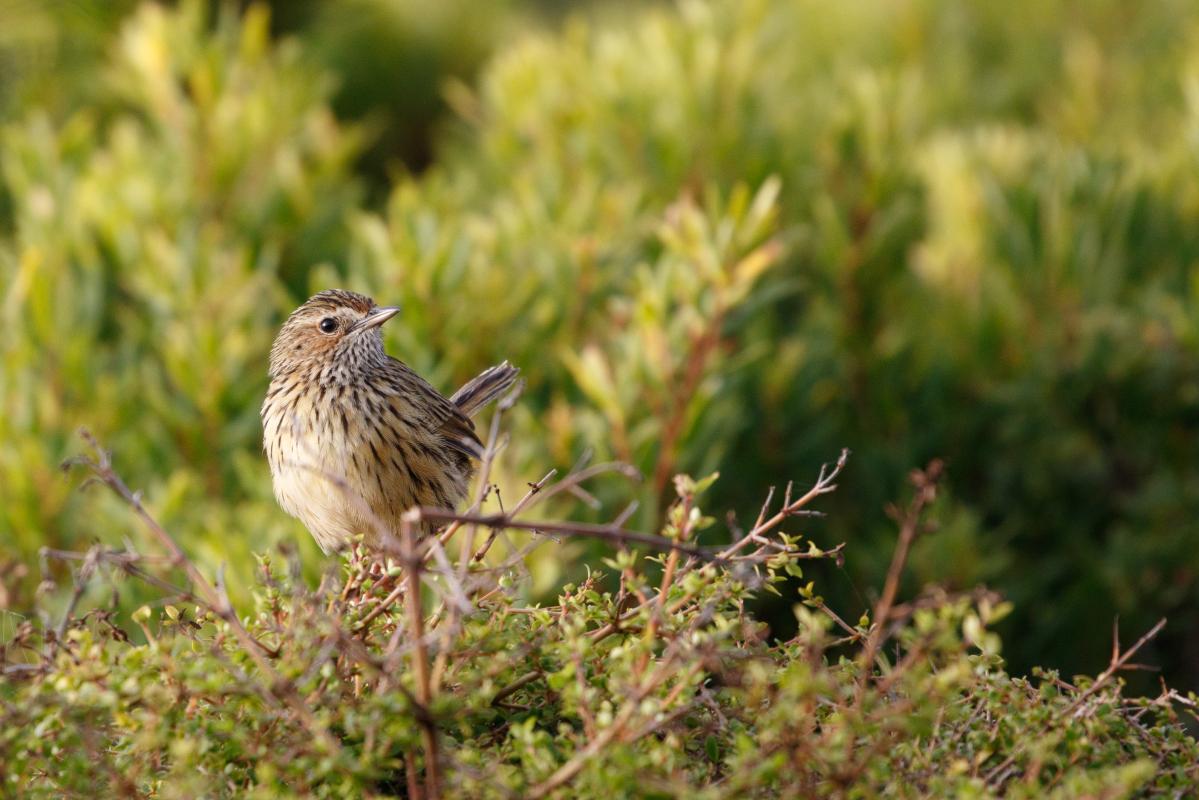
3,0,1199,736
2,447,1196,798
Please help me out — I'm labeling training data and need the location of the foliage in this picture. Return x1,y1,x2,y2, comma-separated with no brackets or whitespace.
360,0,1199,687
3,441,1196,798
0,0,365,602
2,0,1199,737
266,0,534,184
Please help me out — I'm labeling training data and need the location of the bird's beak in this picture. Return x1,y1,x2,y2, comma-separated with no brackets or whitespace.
355,305,401,332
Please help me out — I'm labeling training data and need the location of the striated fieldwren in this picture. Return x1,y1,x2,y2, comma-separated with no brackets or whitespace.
261,289,519,553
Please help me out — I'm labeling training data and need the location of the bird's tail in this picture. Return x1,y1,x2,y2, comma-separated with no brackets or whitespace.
450,361,521,416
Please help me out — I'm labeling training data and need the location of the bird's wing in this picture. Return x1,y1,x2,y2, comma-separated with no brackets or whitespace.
436,405,484,460
385,359,484,459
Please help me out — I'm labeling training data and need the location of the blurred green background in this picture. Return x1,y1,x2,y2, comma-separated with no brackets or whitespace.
2,0,1198,694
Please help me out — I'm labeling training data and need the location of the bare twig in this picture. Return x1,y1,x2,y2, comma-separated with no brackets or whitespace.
491,670,542,707
718,449,849,561
402,512,440,798
982,617,1168,786
65,430,341,756
48,545,101,648
417,508,719,562
855,459,942,703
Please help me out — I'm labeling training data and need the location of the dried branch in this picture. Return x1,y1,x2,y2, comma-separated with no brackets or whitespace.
855,459,942,702
64,430,342,755
983,617,1168,787
401,512,441,798
719,449,849,561
415,508,719,562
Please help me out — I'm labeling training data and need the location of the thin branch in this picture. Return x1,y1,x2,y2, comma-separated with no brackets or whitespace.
402,512,440,798
491,671,542,706
982,617,1168,786
718,449,849,561
854,459,942,704
65,430,341,756
49,545,101,647
416,508,719,562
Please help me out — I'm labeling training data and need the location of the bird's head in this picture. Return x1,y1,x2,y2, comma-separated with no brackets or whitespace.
269,289,400,378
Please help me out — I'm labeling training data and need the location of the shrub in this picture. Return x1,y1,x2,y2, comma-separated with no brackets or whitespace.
0,1,365,606
338,0,1199,687
2,434,1196,797
3,0,1199,727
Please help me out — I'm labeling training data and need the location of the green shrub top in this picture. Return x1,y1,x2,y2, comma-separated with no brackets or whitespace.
3,0,1199,691
2,2,1199,794
2,439,1196,798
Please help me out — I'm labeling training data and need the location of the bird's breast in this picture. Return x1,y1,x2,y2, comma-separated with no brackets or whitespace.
262,376,470,550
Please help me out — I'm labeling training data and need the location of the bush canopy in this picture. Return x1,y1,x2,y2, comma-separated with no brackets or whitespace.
4,437,1197,797
2,0,1199,795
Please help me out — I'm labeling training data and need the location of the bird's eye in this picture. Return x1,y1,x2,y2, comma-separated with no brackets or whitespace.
318,317,338,334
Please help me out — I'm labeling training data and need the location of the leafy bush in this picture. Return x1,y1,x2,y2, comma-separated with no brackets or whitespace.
3,436,1196,797
2,0,1199,751
357,0,1199,687
0,1,365,601
267,0,536,184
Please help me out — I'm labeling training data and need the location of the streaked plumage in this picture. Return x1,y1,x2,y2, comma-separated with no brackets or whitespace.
261,289,519,553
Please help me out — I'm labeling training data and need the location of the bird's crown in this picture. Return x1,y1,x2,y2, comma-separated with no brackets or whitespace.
297,289,376,315
268,289,399,378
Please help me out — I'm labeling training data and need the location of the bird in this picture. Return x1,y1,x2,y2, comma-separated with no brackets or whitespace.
261,289,520,553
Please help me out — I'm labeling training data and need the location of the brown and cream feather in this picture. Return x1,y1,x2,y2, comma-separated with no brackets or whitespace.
261,289,519,553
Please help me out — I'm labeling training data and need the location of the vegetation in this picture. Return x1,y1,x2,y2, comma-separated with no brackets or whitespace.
4,435,1197,797
2,0,1199,794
